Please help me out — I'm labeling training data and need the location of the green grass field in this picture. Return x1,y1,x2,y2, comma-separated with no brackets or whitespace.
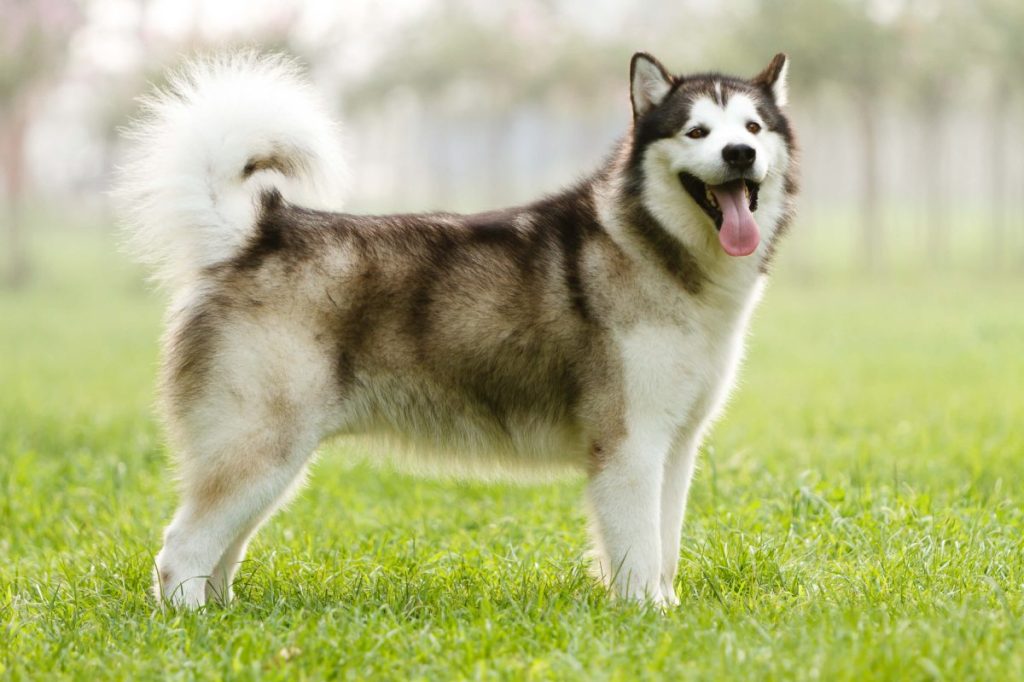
2,226,1023,680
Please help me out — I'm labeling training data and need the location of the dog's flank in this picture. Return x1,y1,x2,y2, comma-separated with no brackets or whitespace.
230,187,616,464
116,51,797,609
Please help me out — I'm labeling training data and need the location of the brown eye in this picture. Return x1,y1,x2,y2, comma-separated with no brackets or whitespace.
746,121,762,134
685,127,708,139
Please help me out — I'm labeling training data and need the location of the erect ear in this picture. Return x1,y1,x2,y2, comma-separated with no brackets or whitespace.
630,52,674,119
752,53,789,107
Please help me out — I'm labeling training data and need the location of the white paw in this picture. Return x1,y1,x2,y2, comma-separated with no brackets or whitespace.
659,576,681,607
615,577,669,607
205,576,234,605
154,567,208,609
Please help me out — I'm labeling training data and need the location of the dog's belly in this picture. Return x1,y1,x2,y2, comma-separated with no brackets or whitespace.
330,370,589,480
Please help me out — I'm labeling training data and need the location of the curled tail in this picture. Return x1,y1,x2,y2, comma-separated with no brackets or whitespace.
114,52,347,290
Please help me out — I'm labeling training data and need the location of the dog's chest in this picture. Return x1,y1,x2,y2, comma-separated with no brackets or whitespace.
616,281,760,433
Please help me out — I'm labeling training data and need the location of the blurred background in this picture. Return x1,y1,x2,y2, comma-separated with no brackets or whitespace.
2,0,1023,287
3,4,1024,675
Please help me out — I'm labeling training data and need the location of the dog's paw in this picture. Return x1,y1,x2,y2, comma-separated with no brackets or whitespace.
154,568,208,610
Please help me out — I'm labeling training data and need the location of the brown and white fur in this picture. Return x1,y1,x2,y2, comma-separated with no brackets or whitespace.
115,51,797,609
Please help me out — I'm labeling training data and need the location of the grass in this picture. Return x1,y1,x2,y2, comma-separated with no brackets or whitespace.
1,224,1023,680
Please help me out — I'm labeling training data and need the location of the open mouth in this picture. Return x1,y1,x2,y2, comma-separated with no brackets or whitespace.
678,173,761,257
678,173,759,230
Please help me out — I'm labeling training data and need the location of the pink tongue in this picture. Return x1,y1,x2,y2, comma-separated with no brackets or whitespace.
711,184,759,257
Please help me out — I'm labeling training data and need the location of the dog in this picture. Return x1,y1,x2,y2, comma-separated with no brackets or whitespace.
115,50,797,609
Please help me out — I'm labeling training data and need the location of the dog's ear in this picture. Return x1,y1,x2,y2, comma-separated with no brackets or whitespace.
752,53,789,107
630,52,674,119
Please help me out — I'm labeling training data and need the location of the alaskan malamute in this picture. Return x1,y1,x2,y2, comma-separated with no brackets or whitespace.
116,51,797,608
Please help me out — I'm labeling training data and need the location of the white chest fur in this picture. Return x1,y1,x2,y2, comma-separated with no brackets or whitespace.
617,275,765,442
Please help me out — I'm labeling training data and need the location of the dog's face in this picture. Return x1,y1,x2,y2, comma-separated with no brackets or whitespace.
629,53,794,257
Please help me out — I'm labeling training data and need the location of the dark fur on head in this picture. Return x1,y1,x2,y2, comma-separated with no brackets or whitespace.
626,52,799,273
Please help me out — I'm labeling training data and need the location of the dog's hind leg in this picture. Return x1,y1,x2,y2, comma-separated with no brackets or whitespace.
153,404,321,609
203,466,309,605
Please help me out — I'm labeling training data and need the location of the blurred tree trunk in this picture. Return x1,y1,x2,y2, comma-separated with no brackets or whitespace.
857,96,882,272
0,0,83,288
2,107,29,288
922,100,948,267
989,86,1009,270
485,111,505,207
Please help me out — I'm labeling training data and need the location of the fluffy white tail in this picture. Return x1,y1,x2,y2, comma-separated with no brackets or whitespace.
114,52,347,289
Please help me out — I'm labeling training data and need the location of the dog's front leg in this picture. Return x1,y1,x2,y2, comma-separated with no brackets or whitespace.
587,427,671,605
658,432,700,606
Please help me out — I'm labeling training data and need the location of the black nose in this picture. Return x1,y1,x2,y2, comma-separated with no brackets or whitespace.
722,144,756,170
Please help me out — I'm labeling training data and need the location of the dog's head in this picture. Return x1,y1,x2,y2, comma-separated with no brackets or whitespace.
628,53,795,258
